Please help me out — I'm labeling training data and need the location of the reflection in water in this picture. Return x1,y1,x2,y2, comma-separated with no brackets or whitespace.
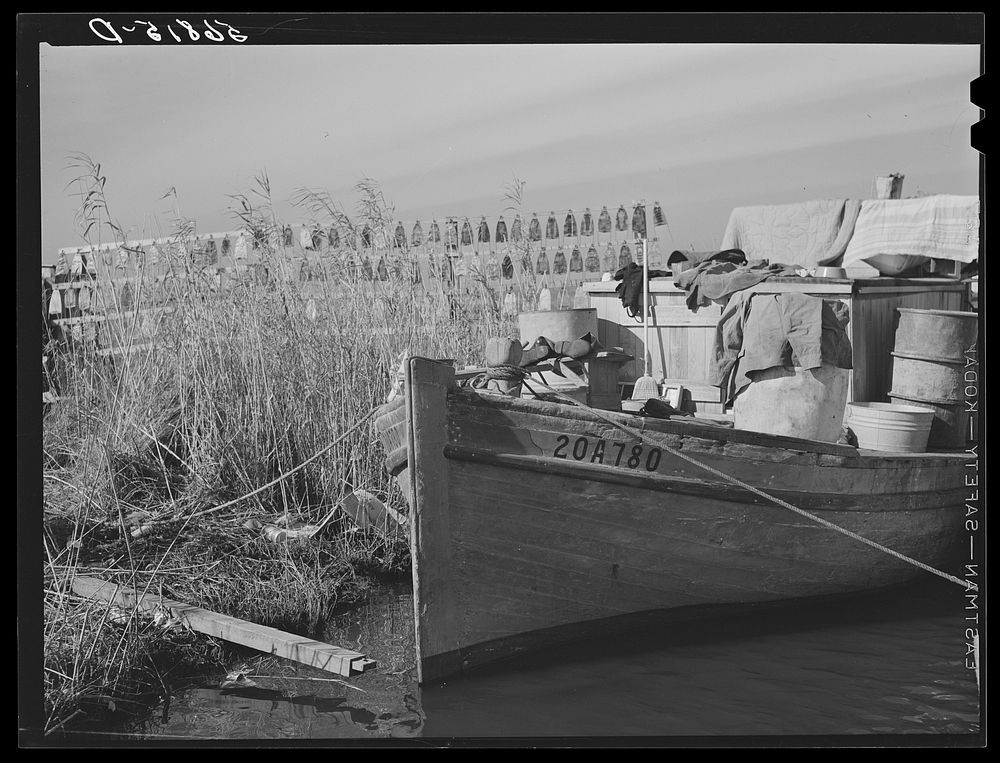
139,578,980,740
154,687,379,739
419,579,980,738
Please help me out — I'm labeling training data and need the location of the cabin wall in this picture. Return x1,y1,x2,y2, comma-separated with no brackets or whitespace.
586,279,970,411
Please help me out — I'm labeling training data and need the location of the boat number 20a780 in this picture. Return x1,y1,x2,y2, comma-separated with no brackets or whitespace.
552,435,662,472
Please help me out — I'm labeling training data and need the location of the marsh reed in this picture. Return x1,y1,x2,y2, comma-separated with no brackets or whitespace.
41,163,539,733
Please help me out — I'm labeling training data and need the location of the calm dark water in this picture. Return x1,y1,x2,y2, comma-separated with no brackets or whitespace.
133,577,980,742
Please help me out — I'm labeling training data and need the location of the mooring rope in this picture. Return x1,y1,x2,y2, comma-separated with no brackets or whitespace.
189,406,380,520
140,407,379,527
515,377,969,590
486,363,530,381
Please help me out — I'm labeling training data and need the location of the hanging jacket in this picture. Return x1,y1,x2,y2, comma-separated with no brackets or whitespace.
411,221,424,247
546,212,559,240
569,247,584,272
581,208,594,238
495,216,508,243
221,236,231,255
619,242,633,269
511,215,524,243
653,201,667,227
361,225,373,248
486,253,500,280
48,287,63,316
478,217,491,244
585,245,601,272
602,243,616,273
283,225,294,246
538,284,552,311
597,206,612,234
395,222,407,248
377,257,389,281
120,281,134,311
520,251,533,273
526,214,540,242
428,220,441,244
616,205,629,232
502,288,518,317
311,229,323,250
501,254,514,279
553,248,567,274
461,219,474,247
328,227,340,248
632,204,647,238
564,211,578,237
713,291,853,405
536,248,550,274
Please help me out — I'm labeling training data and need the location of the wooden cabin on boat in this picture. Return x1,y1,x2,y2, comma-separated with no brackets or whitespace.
584,275,972,415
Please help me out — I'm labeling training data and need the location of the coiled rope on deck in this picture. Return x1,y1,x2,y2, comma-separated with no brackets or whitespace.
468,363,530,389
515,378,969,590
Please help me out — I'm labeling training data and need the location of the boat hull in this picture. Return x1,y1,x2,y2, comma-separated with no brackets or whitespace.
376,357,969,683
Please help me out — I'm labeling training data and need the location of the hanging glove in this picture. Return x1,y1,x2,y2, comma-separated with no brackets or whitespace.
614,262,670,320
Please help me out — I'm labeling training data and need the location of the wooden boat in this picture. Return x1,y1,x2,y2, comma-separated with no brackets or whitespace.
375,356,969,684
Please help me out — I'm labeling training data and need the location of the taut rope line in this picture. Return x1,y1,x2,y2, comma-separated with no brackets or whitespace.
516,376,969,590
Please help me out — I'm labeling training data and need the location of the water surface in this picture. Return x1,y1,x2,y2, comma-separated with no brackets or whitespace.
137,577,980,742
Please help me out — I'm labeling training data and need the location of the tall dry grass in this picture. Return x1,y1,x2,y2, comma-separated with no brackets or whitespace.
42,163,534,733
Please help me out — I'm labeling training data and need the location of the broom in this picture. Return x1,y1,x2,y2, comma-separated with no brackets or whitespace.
631,235,659,402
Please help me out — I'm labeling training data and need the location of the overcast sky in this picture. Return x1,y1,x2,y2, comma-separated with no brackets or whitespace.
39,42,980,263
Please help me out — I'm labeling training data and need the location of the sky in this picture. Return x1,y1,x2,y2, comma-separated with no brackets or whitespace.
38,41,981,264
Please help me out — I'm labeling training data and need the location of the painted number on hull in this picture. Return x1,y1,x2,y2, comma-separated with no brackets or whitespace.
553,435,662,472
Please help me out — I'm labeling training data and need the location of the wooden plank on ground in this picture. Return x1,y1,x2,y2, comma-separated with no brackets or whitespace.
52,306,175,327
71,576,376,678
95,343,163,358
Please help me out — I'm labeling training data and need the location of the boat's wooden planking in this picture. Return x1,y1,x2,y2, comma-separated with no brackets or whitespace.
445,394,966,502
397,357,969,683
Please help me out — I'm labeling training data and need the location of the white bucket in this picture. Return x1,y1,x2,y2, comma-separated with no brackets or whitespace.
845,402,934,453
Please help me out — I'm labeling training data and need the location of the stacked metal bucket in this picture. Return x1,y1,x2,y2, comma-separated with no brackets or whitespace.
888,308,978,449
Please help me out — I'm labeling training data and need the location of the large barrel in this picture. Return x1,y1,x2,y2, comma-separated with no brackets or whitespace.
889,354,965,403
888,393,971,450
889,308,978,449
893,308,978,363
